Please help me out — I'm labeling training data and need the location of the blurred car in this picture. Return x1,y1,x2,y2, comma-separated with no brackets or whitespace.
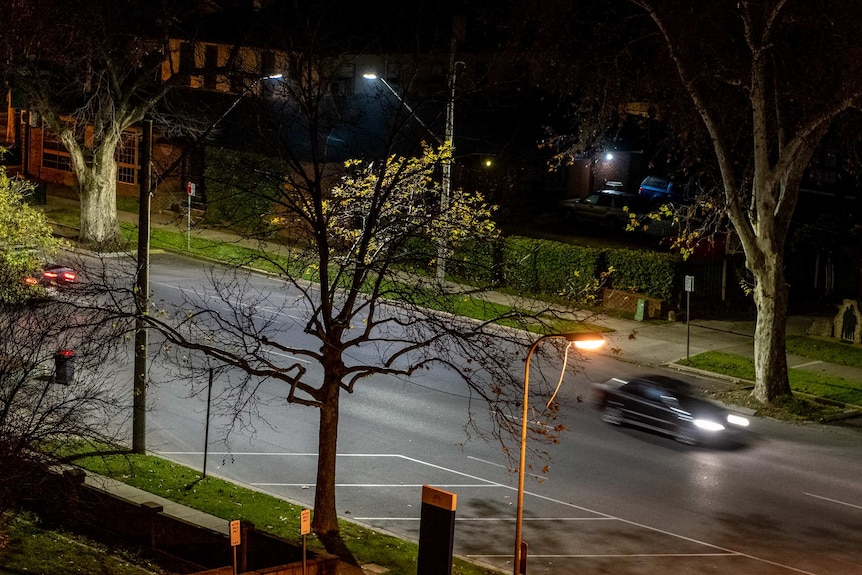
24,263,79,295
593,374,749,445
560,189,641,231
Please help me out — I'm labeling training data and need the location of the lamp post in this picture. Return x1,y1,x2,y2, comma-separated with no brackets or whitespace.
513,332,605,575
131,72,282,454
363,57,460,285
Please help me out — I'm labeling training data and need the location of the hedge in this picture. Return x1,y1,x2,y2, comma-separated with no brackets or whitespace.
604,249,682,301
402,234,681,304
501,236,604,299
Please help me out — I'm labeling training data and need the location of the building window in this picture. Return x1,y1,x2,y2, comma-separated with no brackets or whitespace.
41,126,138,185
41,128,73,173
116,131,138,185
204,45,219,90
331,63,355,102
179,41,196,76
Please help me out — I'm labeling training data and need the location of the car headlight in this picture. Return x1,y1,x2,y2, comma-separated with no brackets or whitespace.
726,413,750,427
693,419,725,432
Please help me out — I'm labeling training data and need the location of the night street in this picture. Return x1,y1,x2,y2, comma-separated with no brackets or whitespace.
139,253,862,575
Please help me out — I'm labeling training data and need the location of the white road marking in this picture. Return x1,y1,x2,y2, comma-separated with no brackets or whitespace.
466,455,546,480
153,450,825,575
805,492,862,511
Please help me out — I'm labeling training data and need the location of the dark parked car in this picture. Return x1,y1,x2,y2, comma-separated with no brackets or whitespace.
594,375,750,445
637,175,689,207
560,189,641,231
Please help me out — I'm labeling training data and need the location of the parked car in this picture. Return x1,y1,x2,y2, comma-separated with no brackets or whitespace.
637,175,689,207
593,375,750,445
560,189,641,231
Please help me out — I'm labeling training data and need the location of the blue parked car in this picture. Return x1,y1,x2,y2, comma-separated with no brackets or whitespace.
637,175,689,206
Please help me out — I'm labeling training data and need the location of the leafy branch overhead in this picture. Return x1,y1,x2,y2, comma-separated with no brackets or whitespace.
327,144,497,267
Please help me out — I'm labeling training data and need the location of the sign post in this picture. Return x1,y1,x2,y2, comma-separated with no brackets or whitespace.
417,485,457,575
300,509,311,575
684,275,695,360
186,182,196,250
230,519,241,575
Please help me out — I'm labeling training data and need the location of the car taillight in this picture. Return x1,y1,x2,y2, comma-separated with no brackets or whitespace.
61,271,77,282
42,270,59,280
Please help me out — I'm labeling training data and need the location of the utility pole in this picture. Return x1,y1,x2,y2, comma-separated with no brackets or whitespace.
133,119,152,454
436,34,458,286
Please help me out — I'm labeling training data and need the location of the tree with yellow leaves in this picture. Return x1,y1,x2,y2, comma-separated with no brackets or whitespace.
0,166,60,303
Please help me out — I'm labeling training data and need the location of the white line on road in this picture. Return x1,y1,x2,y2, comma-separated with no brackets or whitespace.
354,516,616,522
251,483,497,488
154,450,825,575
470,553,738,559
805,492,862,511
466,455,545,480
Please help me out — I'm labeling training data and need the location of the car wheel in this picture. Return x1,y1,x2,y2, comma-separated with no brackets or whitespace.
601,406,624,426
675,426,698,445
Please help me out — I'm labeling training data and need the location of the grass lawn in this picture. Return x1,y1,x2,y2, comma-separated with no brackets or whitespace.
680,346,862,413
0,513,166,575
66,449,496,575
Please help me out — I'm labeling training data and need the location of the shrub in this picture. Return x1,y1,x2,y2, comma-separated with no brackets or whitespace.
605,249,681,300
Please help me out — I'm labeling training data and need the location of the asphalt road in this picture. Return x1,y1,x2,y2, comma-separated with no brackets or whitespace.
137,252,862,575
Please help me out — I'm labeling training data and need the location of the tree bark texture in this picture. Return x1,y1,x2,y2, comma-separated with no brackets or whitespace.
750,248,792,402
61,132,121,248
311,374,354,561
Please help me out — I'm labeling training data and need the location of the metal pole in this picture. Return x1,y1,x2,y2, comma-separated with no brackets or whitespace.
686,290,691,361
133,119,152,454
203,368,213,478
511,333,605,574
187,188,191,250
436,35,458,286
514,335,550,575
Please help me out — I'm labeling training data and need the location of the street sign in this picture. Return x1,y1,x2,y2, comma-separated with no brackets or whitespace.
230,520,241,547
684,275,695,293
300,509,311,535
187,181,196,196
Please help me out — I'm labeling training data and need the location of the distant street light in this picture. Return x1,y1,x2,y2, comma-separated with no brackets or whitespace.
363,53,460,285
132,72,282,454
513,332,605,575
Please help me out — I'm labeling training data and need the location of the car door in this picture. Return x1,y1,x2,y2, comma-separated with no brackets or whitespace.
614,381,655,426
576,194,601,222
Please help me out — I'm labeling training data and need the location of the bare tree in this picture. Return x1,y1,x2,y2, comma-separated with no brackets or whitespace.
0,0,199,248
625,1,862,402
0,275,132,526
119,33,603,557
526,0,862,403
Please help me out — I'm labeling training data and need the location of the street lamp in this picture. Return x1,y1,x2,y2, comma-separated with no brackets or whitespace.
513,332,605,575
363,57,460,285
131,71,282,454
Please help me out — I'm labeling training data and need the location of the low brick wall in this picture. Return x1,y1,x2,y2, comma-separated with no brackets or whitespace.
31,468,338,575
600,288,668,320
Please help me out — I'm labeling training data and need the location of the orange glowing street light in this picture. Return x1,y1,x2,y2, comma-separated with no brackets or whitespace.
513,332,605,575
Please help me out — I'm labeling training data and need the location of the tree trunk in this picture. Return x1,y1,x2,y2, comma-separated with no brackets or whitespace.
751,250,792,402
77,144,121,248
312,375,356,563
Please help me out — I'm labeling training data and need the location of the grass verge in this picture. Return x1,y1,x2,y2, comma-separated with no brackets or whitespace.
68,449,496,575
679,348,862,422
0,513,166,575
